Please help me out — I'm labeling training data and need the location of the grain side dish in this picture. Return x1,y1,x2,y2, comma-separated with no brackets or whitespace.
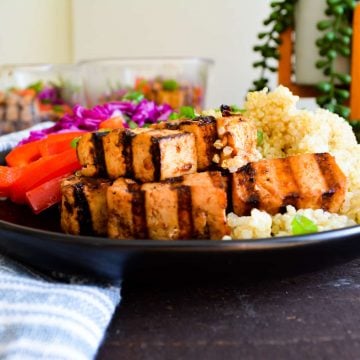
224,86,360,239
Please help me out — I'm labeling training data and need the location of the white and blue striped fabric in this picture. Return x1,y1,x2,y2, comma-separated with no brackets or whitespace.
0,126,122,359
0,255,121,360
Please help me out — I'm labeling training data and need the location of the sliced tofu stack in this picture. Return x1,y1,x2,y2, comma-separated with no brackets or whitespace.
106,171,229,240
231,153,347,216
131,128,197,182
76,131,110,177
60,175,111,236
180,171,229,239
77,128,197,182
153,116,218,171
214,114,260,172
103,128,151,179
107,178,148,239
155,113,260,172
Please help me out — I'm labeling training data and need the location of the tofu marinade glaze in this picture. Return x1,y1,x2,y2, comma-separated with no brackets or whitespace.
61,109,348,240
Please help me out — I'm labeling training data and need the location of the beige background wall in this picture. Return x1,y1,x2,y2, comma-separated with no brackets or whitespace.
0,0,72,64
0,0,272,107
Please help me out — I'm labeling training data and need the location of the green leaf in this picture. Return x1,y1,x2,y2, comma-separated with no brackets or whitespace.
332,5,344,15
335,88,350,100
316,81,332,93
317,20,332,30
162,79,178,91
291,214,318,235
316,94,330,106
315,60,328,69
325,31,336,41
257,130,264,145
123,91,144,103
335,73,351,85
339,26,353,37
327,49,337,59
179,106,196,119
334,104,351,119
70,137,81,149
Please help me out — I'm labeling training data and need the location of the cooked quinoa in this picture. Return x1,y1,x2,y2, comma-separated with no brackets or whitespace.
224,85,360,239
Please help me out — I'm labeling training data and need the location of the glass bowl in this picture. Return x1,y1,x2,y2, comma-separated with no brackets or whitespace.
0,64,85,134
78,57,213,111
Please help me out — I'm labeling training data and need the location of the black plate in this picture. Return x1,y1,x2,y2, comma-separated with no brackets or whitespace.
0,199,360,282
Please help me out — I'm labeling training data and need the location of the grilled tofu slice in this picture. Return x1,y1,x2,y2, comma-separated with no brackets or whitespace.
108,179,192,240
142,182,192,240
231,153,347,216
180,171,229,239
60,175,111,236
102,128,151,179
107,171,229,240
107,178,148,239
153,116,220,171
76,131,109,177
214,115,259,172
131,129,197,182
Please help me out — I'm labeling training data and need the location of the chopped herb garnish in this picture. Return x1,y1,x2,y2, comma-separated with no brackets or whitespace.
179,106,196,119
128,120,138,129
230,104,246,113
27,81,43,94
168,112,180,120
162,79,179,91
70,137,81,149
291,214,318,235
52,105,64,113
257,130,264,145
123,91,144,103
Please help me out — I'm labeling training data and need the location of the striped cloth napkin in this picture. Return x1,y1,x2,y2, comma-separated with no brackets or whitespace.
0,125,122,359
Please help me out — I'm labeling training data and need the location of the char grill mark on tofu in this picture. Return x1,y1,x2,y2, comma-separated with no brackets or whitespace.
60,176,111,236
150,136,161,181
179,116,218,171
313,153,347,212
122,130,135,178
231,153,347,216
175,185,194,239
132,129,197,183
102,128,151,180
77,132,108,177
181,171,229,239
73,182,93,235
232,163,259,215
107,179,148,239
129,183,148,239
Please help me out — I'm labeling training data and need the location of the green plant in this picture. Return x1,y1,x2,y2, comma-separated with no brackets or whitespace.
251,0,297,91
315,0,357,119
251,0,359,141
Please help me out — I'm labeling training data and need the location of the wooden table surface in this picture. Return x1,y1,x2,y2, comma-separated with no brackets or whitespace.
97,242,360,360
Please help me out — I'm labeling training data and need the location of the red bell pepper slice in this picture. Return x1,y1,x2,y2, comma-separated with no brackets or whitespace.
10,148,81,204
25,173,71,214
39,131,85,156
5,140,43,167
0,166,23,197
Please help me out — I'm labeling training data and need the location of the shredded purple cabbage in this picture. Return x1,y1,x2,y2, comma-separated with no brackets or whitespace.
19,100,173,145
37,86,64,105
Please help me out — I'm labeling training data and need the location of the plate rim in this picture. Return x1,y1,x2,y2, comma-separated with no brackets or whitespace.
0,217,359,252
